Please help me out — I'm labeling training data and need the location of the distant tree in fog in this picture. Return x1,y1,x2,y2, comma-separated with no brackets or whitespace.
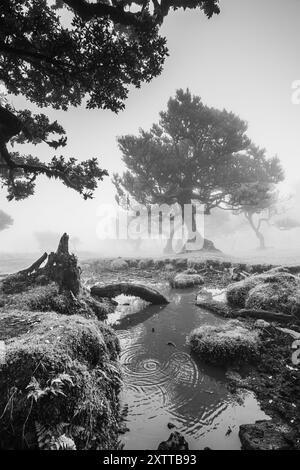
230,182,284,250
114,89,283,252
0,210,13,232
0,1,219,201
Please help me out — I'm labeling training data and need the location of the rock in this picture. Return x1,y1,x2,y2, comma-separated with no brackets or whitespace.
196,288,213,301
167,422,176,429
167,341,176,347
254,319,270,329
172,273,204,289
202,238,221,252
239,420,296,450
157,431,189,451
189,320,261,365
110,259,128,271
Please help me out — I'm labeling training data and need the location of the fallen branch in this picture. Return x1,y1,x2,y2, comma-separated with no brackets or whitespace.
238,309,293,323
91,283,169,305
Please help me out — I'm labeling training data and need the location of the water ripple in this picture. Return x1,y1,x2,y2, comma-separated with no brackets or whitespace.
120,342,201,418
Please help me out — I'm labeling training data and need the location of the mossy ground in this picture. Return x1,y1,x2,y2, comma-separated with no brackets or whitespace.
0,271,121,450
0,311,121,449
0,283,114,320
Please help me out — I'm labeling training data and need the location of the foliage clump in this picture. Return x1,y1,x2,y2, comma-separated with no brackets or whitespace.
189,320,261,365
0,311,121,450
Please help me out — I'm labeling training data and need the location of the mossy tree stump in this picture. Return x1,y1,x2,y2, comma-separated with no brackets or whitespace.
1,233,81,296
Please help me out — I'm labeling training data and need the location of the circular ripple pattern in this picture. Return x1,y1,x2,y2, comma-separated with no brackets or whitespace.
120,341,201,419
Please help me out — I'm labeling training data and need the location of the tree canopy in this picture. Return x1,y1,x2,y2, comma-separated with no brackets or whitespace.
114,89,284,249
114,89,284,210
0,209,13,231
0,0,220,201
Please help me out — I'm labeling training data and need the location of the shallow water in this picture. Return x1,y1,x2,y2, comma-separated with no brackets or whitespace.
112,286,269,450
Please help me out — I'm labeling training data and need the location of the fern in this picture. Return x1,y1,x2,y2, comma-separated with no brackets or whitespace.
26,373,74,401
54,434,76,450
35,421,77,450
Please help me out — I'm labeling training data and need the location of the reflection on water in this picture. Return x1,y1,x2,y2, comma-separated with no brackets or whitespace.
113,287,268,450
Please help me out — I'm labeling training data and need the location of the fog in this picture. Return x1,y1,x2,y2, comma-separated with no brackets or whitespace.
1,0,300,263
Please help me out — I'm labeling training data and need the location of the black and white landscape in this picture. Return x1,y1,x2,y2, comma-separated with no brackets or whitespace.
0,0,299,453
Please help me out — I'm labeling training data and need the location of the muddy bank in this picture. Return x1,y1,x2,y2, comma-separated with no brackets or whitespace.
227,326,300,449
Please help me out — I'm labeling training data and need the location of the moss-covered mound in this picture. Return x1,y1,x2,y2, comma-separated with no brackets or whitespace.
171,272,204,289
189,320,261,365
0,283,114,320
226,271,300,317
0,311,121,450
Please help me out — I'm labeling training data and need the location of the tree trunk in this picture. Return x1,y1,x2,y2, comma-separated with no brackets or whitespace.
246,213,266,250
163,223,175,254
257,232,266,250
179,202,220,253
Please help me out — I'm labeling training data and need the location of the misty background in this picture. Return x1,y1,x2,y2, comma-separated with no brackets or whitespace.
1,0,300,257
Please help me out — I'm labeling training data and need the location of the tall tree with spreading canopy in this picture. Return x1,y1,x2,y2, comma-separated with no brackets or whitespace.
0,0,220,200
114,89,284,252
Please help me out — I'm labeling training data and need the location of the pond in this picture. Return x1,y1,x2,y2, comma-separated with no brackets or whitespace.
110,285,269,450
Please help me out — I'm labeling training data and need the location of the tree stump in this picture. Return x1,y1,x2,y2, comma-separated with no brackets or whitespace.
1,233,81,295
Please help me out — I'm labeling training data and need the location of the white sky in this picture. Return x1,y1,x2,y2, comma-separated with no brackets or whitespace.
1,0,300,252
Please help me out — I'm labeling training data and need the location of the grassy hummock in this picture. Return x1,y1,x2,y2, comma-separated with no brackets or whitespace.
0,310,121,450
226,271,300,317
171,272,204,288
0,283,114,320
189,320,261,365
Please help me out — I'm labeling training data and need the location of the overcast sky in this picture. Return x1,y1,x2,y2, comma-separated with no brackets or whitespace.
1,0,300,253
